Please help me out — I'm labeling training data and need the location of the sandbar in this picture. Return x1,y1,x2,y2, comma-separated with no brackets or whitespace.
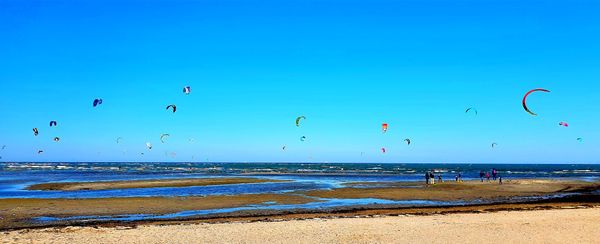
27,177,284,191
305,179,599,201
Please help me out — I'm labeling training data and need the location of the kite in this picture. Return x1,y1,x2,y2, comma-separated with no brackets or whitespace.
1,145,5,150
146,142,153,150
160,133,170,143
183,86,191,95
116,137,123,144
559,122,569,127
93,98,103,107
300,136,306,142
49,121,57,127
37,150,44,154
382,123,388,133
282,145,286,151
465,107,478,115
295,116,306,127
404,138,411,145
577,138,583,143
381,147,386,153
491,142,498,148
522,88,550,116
53,137,60,142
166,105,177,113
33,128,39,136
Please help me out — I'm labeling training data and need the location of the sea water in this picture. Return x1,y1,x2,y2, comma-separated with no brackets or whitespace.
1,162,599,199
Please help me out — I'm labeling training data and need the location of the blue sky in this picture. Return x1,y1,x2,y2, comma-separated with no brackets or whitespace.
1,0,599,163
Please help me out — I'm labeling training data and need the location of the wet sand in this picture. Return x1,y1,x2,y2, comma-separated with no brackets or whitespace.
307,179,599,201
2,207,599,244
1,179,598,230
0,194,316,229
27,177,284,191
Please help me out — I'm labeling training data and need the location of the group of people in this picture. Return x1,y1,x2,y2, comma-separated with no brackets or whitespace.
479,169,502,183
425,169,503,185
455,172,463,182
425,171,443,185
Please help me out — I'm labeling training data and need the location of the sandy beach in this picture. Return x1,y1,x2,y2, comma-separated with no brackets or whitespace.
3,207,599,244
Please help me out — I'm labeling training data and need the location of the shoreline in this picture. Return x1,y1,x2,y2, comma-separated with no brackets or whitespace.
4,207,598,243
1,198,599,237
1,179,598,230
62,193,600,227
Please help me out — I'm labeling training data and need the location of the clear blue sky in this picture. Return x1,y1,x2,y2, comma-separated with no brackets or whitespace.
1,0,599,163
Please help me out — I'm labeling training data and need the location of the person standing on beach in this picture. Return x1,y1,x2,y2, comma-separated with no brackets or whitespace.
425,171,430,185
430,172,435,185
479,171,485,182
492,169,498,181
499,176,503,184
485,172,491,182
438,175,443,183
458,172,462,182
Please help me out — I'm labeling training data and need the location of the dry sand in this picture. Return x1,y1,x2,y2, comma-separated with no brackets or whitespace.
27,177,283,191
2,207,599,244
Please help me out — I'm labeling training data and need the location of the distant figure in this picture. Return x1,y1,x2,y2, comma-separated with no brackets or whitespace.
499,176,503,184
438,175,443,183
485,172,491,182
458,172,462,182
492,168,498,181
425,171,430,185
479,171,485,182
430,172,436,184
455,175,459,182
